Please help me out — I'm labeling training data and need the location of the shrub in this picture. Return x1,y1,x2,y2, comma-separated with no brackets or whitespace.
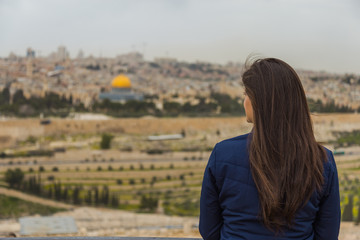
100,133,114,149
5,168,24,188
152,176,157,182
139,195,158,212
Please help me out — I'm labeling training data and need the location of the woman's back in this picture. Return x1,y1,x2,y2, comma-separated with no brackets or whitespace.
199,58,340,240
199,133,340,240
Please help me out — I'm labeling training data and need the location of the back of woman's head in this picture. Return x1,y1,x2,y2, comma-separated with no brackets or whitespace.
242,58,326,232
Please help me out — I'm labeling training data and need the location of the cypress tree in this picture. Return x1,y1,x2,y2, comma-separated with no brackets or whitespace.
72,186,81,205
62,187,69,202
356,196,360,225
48,187,53,199
37,173,42,196
111,193,119,208
85,189,92,205
342,195,354,221
94,186,100,206
54,181,62,201
101,186,109,205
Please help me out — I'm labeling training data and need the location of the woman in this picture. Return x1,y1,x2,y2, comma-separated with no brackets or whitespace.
199,58,340,240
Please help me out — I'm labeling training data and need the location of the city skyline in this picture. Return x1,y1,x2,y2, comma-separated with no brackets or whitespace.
1,0,360,74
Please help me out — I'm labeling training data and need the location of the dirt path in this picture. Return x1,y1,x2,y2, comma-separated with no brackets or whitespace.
0,187,74,210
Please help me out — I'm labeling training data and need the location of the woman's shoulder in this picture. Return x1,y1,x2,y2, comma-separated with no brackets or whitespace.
322,147,337,172
212,133,250,159
319,146,338,197
216,133,250,147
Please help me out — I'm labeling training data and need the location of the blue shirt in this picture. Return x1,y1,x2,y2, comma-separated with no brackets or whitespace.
199,133,340,240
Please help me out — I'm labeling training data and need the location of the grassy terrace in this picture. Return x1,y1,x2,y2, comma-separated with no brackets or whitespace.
0,153,360,221
0,158,207,217
0,194,65,219
336,157,360,222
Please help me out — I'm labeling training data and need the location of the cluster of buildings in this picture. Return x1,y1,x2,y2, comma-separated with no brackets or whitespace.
0,46,359,111
297,71,360,109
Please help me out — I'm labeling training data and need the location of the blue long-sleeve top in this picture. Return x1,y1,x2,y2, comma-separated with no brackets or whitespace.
199,133,340,240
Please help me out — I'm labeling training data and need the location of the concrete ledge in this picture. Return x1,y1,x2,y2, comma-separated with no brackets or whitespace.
0,237,202,240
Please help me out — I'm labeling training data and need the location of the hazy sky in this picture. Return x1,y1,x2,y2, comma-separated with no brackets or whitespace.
0,0,359,74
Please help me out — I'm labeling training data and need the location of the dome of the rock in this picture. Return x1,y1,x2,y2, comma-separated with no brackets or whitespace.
111,74,131,88
99,74,143,102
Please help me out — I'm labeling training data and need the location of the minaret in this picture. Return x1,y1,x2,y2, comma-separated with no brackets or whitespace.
26,59,33,78
26,47,35,78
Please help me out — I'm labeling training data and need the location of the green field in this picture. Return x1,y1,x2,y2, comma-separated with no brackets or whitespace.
0,159,207,217
0,194,65,219
1,154,360,221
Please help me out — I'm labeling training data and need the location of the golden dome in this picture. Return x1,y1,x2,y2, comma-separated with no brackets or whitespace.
111,74,131,88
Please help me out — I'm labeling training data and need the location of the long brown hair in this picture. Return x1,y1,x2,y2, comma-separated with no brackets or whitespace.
242,58,326,231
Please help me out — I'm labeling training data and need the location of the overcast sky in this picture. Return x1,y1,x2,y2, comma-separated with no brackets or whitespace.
0,0,359,74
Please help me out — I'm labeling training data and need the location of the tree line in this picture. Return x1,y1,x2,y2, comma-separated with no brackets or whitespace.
307,99,354,113
0,87,357,118
4,168,158,212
